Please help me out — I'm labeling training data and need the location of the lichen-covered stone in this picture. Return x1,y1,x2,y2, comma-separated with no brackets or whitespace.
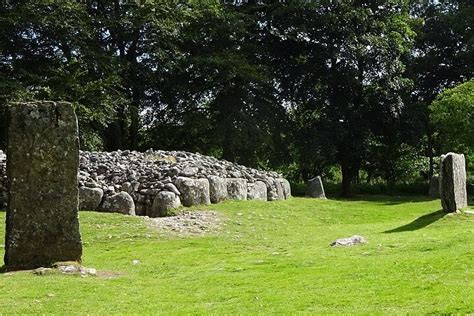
247,181,267,201
208,176,227,204
227,178,248,200
440,153,467,212
149,191,181,217
79,187,104,211
267,178,284,201
174,177,210,207
5,101,82,270
100,192,136,215
307,176,326,199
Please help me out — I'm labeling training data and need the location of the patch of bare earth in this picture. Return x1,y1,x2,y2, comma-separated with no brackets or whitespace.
146,211,224,236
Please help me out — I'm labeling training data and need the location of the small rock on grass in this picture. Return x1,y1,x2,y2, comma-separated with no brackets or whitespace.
330,235,367,247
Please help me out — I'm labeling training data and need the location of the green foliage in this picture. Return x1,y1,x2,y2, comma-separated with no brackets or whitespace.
1,197,473,313
430,79,474,154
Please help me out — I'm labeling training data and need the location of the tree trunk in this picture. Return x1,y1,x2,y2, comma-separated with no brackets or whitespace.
341,160,354,197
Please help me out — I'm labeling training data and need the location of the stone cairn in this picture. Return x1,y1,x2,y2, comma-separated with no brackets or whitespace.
0,149,291,217
440,152,467,212
4,101,82,270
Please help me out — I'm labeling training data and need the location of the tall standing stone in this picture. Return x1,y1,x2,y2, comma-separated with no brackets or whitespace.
5,101,82,270
307,176,326,199
440,153,467,212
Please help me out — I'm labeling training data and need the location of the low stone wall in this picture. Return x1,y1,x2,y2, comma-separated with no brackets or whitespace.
0,149,291,216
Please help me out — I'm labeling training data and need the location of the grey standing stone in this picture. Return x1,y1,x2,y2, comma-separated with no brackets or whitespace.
280,178,292,199
440,153,467,212
100,192,136,215
79,187,104,211
227,178,248,200
429,175,440,199
5,101,82,270
149,191,181,217
307,176,326,199
208,176,227,204
174,177,210,207
247,181,268,201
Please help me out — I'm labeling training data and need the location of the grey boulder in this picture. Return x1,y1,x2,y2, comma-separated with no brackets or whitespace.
247,181,268,201
174,177,210,207
79,186,104,211
100,192,136,215
227,178,248,200
208,176,227,204
149,191,181,217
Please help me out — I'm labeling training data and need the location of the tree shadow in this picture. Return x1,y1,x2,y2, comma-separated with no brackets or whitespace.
330,194,434,205
384,210,446,233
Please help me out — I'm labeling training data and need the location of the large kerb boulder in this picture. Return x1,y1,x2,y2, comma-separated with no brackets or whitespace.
149,191,181,217
247,181,268,201
440,153,467,212
208,176,227,203
174,177,210,207
100,192,136,215
227,178,248,200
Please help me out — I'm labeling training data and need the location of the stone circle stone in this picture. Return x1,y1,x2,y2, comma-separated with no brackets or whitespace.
5,101,82,270
307,176,326,199
440,153,467,212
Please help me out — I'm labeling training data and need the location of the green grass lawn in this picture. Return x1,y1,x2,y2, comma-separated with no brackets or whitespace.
0,196,473,314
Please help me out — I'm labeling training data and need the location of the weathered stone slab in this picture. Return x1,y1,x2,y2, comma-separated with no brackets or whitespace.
149,191,181,217
5,101,82,270
174,177,210,207
208,176,227,204
226,178,248,200
440,153,467,212
307,176,326,199
247,181,268,201
428,175,440,199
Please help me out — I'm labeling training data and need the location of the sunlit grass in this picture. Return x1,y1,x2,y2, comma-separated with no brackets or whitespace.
0,196,473,314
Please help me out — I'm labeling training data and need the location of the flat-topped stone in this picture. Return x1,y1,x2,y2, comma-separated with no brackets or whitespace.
5,101,82,270
440,153,467,212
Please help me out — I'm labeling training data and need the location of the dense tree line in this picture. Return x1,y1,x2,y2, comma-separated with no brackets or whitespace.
0,0,472,195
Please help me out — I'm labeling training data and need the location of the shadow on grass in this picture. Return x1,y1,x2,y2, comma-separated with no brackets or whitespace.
328,194,435,205
384,210,446,233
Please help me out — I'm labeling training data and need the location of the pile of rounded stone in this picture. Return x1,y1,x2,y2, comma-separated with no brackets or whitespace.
0,150,291,217
77,149,290,217
0,149,291,215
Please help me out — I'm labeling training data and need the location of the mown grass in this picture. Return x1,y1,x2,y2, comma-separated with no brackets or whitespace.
0,196,473,314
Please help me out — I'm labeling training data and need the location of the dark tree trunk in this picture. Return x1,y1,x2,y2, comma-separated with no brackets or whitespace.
341,161,353,197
